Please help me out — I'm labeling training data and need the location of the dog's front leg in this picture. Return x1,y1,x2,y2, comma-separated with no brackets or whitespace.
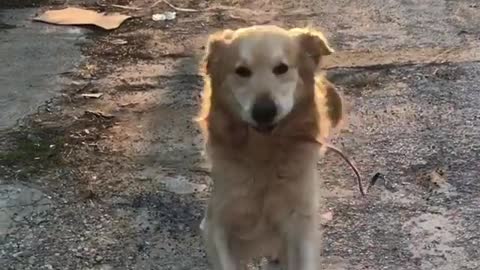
265,258,283,270
285,213,319,270
202,214,239,270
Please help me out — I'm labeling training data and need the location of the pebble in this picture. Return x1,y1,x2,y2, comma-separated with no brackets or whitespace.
28,256,35,264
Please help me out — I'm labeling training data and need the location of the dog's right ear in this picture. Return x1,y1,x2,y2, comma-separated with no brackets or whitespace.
203,29,234,75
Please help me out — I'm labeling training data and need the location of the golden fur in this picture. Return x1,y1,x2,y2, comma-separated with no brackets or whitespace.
197,25,344,270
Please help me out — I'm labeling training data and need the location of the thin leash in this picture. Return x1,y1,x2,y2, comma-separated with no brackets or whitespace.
293,136,380,196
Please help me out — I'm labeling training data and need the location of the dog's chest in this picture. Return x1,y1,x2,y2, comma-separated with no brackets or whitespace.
218,174,296,238
211,144,319,238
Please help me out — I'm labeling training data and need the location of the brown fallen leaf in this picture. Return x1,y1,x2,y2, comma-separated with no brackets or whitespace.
417,167,449,191
34,7,131,30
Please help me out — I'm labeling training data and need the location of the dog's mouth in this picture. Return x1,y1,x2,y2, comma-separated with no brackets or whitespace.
252,124,276,134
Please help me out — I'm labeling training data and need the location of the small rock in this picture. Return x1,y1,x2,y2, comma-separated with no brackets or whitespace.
95,264,113,270
95,255,103,262
152,12,176,21
28,256,35,264
12,251,23,258
320,211,334,224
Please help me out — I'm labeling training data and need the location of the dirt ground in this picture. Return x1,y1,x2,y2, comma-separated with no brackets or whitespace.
1,0,480,269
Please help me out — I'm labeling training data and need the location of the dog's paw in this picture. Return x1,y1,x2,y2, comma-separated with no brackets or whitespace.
263,259,282,270
199,217,206,231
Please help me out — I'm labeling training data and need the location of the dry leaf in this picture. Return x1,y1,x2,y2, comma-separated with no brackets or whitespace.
429,170,448,187
34,7,131,30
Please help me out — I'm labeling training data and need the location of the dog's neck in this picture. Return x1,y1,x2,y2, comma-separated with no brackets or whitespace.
205,96,321,150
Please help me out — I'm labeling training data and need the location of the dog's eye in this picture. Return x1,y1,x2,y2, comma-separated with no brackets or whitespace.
273,63,289,75
235,66,252,78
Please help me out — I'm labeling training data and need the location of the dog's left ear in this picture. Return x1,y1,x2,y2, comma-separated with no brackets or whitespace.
289,28,334,67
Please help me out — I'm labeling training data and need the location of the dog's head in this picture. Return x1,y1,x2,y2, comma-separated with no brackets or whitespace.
203,25,334,133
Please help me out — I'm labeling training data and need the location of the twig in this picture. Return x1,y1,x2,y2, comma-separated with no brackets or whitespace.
111,4,142,10
100,0,246,14
430,48,456,64
321,141,366,196
289,135,380,196
96,1,142,11
150,0,164,8
151,0,199,12
163,0,199,12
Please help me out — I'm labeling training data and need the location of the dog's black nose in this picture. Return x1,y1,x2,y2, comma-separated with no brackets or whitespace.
251,97,277,125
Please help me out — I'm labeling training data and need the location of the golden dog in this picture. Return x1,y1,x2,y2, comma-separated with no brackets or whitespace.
197,25,343,270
